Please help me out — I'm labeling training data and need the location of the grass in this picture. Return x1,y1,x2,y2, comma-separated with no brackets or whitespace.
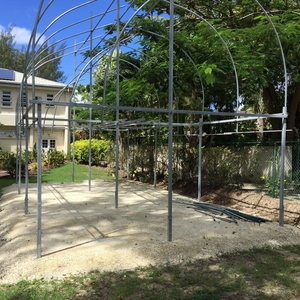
37,162,114,183
0,162,115,197
0,245,299,299
0,177,17,198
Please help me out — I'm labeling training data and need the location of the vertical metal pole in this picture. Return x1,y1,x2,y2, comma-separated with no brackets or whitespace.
88,13,93,191
279,107,287,226
30,0,44,259
154,126,158,189
236,102,239,134
31,3,39,130
22,78,30,214
72,110,76,182
72,40,77,183
15,95,19,190
17,133,21,189
115,0,120,208
24,100,29,214
16,94,20,188
30,0,43,130
253,0,288,226
37,103,42,258
31,8,40,255
198,118,203,201
167,0,174,242
272,142,277,198
72,111,76,182
16,93,21,190
127,130,130,180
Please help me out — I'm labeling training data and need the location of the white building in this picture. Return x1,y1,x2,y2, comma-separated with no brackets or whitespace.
0,68,72,154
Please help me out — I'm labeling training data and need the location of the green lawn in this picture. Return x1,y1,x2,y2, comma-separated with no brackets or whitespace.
38,162,114,183
0,162,114,198
0,177,17,199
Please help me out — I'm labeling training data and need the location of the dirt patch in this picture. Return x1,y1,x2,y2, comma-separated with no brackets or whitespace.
170,181,300,226
0,179,300,284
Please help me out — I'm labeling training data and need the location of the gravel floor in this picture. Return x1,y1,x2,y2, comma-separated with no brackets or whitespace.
1,180,300,284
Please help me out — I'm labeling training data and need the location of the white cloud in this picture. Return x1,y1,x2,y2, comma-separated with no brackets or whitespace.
11,26,46,45
0,25,46,46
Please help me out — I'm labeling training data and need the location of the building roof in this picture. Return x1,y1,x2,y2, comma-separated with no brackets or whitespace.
0,68,70,89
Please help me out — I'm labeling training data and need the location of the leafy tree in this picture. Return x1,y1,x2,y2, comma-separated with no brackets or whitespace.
0,25,66,82
72,0,300,184
0,25,26,71
122,0,300,141
34,42,67,82
74,0,300,178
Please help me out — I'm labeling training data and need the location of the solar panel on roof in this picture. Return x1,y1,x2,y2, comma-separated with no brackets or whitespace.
0,68,15,80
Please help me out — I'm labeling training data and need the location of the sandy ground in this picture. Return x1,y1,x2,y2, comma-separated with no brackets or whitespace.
0,180,300,284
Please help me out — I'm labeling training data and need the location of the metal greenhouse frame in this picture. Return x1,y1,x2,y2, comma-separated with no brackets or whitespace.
15,0,288,258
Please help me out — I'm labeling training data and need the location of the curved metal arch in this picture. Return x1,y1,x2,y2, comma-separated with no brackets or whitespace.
34,10,117,62
35,1,97,46
25,1,97,73
16,0,289,259
98,10,206,121
252,0,288,227
253,0,287,108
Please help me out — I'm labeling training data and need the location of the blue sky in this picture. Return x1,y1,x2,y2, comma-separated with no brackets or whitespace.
0,0,136,84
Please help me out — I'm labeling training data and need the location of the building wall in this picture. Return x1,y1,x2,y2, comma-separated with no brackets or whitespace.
0,138,25,152
32,128,68,153
0,129,69,153
0,74,71,154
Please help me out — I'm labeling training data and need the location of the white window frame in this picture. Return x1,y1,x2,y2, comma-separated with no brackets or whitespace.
42,139,56,151
22,91,27,107
46,94,54,107
1,91,12,107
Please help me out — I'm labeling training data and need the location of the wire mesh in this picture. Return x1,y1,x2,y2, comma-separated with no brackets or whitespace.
124,140,300,202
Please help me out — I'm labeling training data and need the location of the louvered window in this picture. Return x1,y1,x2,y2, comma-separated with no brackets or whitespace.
2,91,11,106
46,94,54,107
22,92,27,107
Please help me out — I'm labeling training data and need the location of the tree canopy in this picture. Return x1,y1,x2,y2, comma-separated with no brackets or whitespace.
0,26,26,71
0,26,66,83
76,0,300,143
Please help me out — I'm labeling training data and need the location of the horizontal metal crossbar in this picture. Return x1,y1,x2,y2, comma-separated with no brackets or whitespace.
29,99,287,119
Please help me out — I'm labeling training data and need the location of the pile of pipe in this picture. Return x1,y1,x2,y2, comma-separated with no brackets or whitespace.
175,198,271,224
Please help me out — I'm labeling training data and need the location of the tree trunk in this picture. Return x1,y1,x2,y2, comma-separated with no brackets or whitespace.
287,81,300,140
263,84,281,134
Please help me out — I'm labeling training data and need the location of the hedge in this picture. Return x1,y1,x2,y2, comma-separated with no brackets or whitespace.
71,139,111,165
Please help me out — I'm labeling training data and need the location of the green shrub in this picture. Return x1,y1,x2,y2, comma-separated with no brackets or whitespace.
71,139,111,165
0,149,10,169
202,146,244,188
264,176,288,198
43,148,65,167
2,153,25,177
173,144,198,180
21,150,37,164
